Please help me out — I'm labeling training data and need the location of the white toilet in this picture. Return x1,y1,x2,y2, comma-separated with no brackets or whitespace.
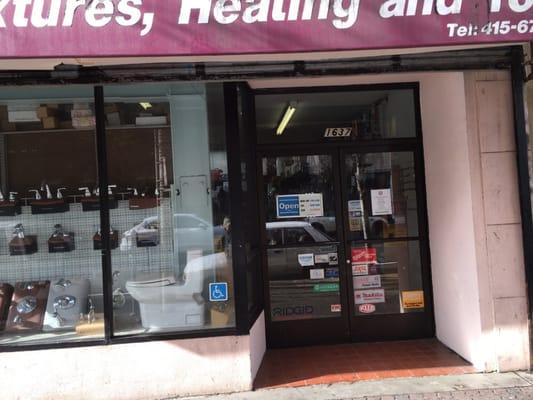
126,252,227,331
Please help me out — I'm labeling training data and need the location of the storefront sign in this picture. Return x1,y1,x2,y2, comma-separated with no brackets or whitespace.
0,2,532,59
401,290,425,309
328,253,339,265
209,282,228,302
314,254,330,264
352,263,369,276
359,304,376,314
331,304,342,313
371,189,393,216
353,275,382,290
298,253,315,267
310,268,325,280
276,194,324,219
351,248,377,264
313,283,340,293
354,289,386,305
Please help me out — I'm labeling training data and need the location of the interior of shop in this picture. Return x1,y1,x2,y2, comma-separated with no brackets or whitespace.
0,83,236,346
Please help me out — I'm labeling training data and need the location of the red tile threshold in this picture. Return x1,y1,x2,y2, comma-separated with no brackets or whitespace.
253,339,476,389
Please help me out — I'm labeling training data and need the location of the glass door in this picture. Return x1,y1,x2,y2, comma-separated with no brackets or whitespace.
341,148,434,341
259,150,350,347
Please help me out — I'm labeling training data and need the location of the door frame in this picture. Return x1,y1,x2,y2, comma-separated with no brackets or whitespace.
254,82,435,348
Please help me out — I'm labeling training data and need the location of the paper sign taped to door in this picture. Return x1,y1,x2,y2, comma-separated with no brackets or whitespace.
276,194,324,218
371,189,392,216
402,290,425,309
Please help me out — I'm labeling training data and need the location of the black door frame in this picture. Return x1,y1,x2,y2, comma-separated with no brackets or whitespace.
254,82,435,348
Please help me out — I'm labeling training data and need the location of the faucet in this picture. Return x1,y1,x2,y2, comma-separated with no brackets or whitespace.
127,187,139,196
56,188,66,199
108,185,117,195
78,187,91,197
55,278,72,289
41,184,53,200
13,223,25,239
29,189,41,200
52,304,66,327
9,192,17,202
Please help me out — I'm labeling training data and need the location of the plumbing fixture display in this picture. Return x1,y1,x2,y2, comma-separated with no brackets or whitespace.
80,185,118,211
0,191,21,217
128,188,160,210
5,281,50,333
93,229,119,250
0,283,14,331
135,219,160,248
43,278,90,331
30,183,69,214
9,224,38,256
48,224,75,253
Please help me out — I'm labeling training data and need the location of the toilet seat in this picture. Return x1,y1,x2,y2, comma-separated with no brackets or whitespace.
127,274,177,288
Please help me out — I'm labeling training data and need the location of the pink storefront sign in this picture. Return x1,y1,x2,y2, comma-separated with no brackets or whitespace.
0,0,532,58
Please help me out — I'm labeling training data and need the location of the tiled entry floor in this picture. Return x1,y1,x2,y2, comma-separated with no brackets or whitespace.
254,339,477,389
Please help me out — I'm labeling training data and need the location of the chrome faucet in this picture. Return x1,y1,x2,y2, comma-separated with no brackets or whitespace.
29,189,41,200
56,188,66,199
9,192,17,202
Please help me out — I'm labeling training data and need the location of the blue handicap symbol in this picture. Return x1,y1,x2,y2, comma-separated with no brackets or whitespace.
209,283,228,302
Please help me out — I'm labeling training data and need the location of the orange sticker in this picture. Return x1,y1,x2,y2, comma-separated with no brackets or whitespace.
402,291,425,309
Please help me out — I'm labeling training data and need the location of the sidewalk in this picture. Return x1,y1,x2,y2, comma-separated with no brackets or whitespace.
178,372,533,400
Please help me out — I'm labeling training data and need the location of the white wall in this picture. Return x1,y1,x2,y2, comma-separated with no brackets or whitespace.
249,312,267,380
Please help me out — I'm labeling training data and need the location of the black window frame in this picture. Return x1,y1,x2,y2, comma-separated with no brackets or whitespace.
0,83,254,353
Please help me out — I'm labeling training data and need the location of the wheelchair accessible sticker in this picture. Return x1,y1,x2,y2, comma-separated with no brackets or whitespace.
209,283,229,302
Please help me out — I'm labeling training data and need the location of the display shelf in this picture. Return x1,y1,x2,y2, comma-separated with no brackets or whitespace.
0,124,170,135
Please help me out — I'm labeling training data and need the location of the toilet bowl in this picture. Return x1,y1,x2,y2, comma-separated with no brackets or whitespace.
126,252,227,331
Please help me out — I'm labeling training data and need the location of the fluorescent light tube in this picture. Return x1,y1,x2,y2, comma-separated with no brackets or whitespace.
276,105,296,135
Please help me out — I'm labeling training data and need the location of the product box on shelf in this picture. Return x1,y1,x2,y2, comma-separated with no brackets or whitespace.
30,199,69,214
42,116,58,130
93,230,119,250
81,196,118,212
0,201,21,217
129,197,159,210
36,106,58,119
9,235,38,256
48,232,76,253
5,281,50,333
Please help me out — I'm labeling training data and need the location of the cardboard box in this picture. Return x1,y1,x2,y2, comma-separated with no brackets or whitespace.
42,116,58,129
37,106,57,119
107,112,121,126
135,116,167,126
210,304,234,327
104,104,118,113
71,109,93,118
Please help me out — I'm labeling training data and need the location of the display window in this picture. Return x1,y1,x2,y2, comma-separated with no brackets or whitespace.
0,83,236,347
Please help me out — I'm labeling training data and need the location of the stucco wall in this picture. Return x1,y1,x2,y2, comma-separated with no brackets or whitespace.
0,312,267,400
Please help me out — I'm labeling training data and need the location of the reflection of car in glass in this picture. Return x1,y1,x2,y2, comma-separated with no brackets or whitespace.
120,214,223,254
308,215,394,237
266,221,336,280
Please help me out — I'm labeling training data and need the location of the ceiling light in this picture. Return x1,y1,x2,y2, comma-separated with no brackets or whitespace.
276,104,296,135
139,102,152,110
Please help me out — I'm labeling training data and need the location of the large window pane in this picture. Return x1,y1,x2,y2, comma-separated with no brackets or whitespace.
344,152,419,240
0,87,105,346
105,83,235,335
256,89,417,145
351,241,424,316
